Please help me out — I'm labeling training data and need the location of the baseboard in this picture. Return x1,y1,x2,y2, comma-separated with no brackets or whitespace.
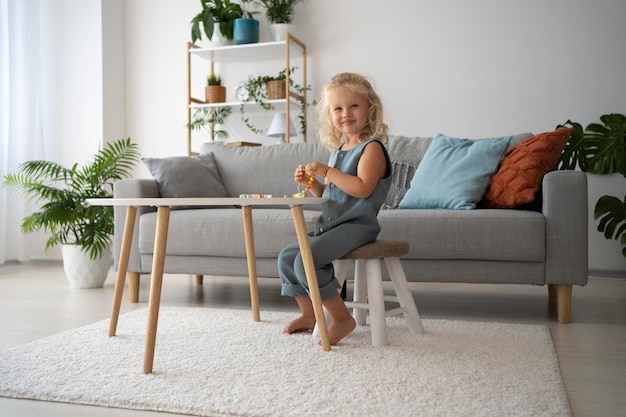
589,269,626,279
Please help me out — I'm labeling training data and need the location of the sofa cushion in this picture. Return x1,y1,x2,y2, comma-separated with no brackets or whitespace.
480,127,573,208
142,153,227,199
201,142,330,199
138,208,321,258
398,134,510,210
378,208,545,262
504,132,534,153
383,135,433,209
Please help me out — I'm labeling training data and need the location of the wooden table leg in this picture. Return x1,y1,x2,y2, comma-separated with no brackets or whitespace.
108,206,137,337
242,206,261,322
290,205,331,351
143,206,170,374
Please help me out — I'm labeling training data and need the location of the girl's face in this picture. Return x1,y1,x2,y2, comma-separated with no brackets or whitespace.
327,87,369,141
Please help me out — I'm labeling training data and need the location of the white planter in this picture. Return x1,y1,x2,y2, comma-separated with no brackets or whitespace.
61,244,112,289
269,24,294,42
211,22,233,47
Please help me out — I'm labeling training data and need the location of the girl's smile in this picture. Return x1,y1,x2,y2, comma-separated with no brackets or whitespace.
328,87,369,143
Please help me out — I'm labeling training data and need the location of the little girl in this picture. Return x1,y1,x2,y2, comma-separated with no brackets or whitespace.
278,72,392,345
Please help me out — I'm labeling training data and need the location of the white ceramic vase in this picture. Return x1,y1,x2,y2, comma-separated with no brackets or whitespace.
269,23,294,41
211,22,233,47
61,244,112,289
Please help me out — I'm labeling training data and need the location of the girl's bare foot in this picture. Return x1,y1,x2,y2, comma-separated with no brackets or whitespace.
283,315,316,334
325,315,356,345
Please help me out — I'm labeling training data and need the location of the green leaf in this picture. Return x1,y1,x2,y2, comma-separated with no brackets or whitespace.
594,195,626,259
556,113,626,176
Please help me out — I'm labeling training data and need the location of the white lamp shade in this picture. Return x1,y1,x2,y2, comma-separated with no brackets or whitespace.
267,113,297,138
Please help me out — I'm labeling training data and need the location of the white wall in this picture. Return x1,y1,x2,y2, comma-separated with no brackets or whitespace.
49,0,626,273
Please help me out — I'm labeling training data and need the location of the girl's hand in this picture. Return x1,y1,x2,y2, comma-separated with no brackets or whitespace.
304,162,329,179
294,164,310,186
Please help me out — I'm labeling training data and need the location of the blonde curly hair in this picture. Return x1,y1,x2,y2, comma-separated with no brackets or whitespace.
317,72,388,151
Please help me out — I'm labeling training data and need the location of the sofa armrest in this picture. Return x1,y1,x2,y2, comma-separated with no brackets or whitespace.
542,170,588,286
112,179,160,273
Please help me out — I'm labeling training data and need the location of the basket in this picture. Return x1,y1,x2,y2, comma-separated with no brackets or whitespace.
205,85,226,103
266,80,286,100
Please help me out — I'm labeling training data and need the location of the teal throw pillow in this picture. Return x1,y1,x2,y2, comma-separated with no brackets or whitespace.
398,134,511,210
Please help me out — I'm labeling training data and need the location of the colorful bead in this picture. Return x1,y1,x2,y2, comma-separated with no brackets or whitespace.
292,176,315,198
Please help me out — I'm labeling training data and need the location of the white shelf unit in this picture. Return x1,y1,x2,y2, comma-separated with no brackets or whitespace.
186,34,307,155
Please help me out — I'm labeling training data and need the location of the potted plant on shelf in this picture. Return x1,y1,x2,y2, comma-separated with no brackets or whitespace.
255,0,308,41
205,72,226,103
233,0,260,44
556,113,626,259
2,138,141,288
190,0,244,46
188,106,233,141
239,66,312,135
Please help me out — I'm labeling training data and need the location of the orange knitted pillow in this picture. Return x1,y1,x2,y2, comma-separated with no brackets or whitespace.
480,127,574,208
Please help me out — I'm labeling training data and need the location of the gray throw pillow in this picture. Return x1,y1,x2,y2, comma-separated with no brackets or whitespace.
142,153,228,199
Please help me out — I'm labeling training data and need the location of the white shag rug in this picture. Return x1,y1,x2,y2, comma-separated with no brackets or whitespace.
0,307,570,417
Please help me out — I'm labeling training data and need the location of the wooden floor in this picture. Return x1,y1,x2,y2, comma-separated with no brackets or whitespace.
0,261,624,417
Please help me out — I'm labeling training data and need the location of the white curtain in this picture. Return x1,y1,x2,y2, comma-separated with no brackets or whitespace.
0,0,48,264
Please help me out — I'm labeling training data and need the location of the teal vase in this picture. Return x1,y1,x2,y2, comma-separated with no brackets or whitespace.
234,18,259,45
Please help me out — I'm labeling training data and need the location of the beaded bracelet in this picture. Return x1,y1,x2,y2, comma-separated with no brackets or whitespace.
292,175,315,198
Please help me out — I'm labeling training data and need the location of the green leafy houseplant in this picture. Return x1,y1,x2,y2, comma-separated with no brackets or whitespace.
2,138,141,260
239,66,312,135
205,72,227,103
190,0,244,43
255,0,307,24
207,72,223,86
556,113,626,258
239,0,260,18
188,106,233,141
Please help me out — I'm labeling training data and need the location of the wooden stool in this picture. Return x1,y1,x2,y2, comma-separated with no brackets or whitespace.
334,238,424,346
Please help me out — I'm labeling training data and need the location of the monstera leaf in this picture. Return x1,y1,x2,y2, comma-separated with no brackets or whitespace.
557,113,626,176
557,113,626,260
595,195,626,258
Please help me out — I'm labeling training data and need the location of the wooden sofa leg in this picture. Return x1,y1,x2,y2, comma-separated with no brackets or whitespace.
128,272,140,303
195,274,204,285
555,284,572,324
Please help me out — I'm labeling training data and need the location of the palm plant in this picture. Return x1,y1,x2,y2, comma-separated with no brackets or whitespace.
2,137,141,260
188,106,232,141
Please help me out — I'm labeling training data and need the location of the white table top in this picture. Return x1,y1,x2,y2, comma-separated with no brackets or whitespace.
86,197,327,207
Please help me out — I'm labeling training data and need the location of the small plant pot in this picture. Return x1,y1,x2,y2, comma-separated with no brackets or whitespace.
266,80,286,100
269,23,294,42
205,85,226,103
234,18,259,45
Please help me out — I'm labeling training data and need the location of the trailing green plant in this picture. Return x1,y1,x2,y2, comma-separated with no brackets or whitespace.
255,0,307,24
190,0,244,43
2,138,141,260
239,66,313,135
188,106,233,141
556,113,626,258
207,72,223,86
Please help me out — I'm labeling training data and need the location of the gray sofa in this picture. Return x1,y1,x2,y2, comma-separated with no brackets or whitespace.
113,135,588,323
